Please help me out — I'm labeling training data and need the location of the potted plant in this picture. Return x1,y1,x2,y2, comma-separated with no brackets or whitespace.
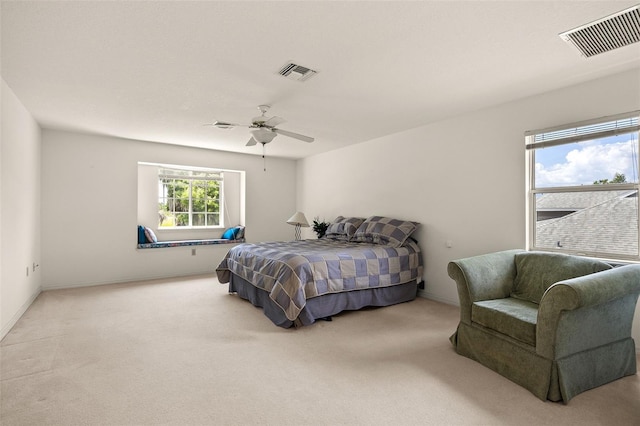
312,217,330,238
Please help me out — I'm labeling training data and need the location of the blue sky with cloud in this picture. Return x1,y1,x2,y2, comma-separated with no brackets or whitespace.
534,133,638,188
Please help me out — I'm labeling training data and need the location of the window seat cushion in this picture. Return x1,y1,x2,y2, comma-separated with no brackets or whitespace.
137,238,245,249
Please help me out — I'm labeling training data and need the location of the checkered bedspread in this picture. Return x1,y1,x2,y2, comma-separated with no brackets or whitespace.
216,239,423,321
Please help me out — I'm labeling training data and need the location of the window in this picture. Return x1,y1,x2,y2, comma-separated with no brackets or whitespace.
526,111,640,261
138,162,245,239
158,167,222,228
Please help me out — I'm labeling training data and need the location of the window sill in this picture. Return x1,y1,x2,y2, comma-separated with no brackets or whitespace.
137,238,245,249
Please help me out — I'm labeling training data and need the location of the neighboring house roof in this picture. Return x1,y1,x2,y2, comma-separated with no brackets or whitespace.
535,190,635,210
536,191,638,256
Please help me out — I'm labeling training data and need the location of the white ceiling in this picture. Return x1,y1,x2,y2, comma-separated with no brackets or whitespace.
2,1,640,159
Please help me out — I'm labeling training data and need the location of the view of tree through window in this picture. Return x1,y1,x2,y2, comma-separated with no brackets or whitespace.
158,168,222,228
527,112,640,261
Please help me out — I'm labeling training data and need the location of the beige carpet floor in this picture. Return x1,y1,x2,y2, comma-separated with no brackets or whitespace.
1,274,639,425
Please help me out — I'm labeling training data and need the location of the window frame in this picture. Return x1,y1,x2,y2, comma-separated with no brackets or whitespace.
158,166,224,230
525,111,640,262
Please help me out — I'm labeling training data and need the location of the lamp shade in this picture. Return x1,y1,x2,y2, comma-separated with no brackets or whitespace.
286,211,310,227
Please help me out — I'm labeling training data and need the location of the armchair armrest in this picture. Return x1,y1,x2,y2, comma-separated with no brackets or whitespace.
448,249,523,324
537,264,640,359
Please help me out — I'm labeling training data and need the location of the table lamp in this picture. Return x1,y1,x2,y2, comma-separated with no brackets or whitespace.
286,211,309,240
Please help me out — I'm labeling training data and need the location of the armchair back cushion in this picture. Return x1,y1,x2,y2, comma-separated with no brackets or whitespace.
511,252,612,304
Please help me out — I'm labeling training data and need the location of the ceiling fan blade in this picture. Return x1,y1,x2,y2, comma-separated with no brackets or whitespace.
212,121,238,129
246,137,258,146
273,128,314,143
208,121,252,129
264,116,285,128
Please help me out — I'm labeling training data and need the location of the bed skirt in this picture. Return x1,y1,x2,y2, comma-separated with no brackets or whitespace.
228,273,419,328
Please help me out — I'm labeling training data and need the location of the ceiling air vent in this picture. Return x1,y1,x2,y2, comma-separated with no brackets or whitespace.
278,62,317,82
559,5,640,58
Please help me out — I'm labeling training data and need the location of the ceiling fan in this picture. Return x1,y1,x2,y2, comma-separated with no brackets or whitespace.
207,105,315,146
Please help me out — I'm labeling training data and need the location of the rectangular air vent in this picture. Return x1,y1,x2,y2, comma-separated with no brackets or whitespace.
559,5,640,57
278,62,317,82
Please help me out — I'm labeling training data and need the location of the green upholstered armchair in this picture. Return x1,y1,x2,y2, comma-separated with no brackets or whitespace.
448,249,640,403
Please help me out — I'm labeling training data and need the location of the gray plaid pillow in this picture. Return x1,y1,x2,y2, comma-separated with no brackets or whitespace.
324,216,364,241
353,216,418,247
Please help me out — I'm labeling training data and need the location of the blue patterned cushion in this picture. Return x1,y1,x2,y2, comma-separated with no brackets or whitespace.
222,226,245,240
353,216,418,247
144,227,158,243
235,226,245,239
222,227,238,239
138,226,147,244
324,216,364,241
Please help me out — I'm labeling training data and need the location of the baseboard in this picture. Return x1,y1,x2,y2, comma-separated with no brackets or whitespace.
42,271,216,291
1,286,42,341
417,289,458,306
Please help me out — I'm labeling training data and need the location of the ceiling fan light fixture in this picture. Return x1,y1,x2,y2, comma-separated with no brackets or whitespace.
251,127,277,144
213,104,314,147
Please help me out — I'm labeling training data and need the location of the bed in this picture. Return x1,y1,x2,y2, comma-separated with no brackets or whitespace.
215,216,423,328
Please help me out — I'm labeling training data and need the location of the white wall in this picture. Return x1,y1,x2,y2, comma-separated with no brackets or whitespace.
1,78,42,338
298,68,640,345
41,129,297,289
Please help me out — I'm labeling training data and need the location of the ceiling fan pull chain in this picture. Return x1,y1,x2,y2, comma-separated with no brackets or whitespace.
262,142,267,172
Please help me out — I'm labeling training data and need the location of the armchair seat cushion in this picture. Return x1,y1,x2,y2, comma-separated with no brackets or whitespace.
473,298,538,346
